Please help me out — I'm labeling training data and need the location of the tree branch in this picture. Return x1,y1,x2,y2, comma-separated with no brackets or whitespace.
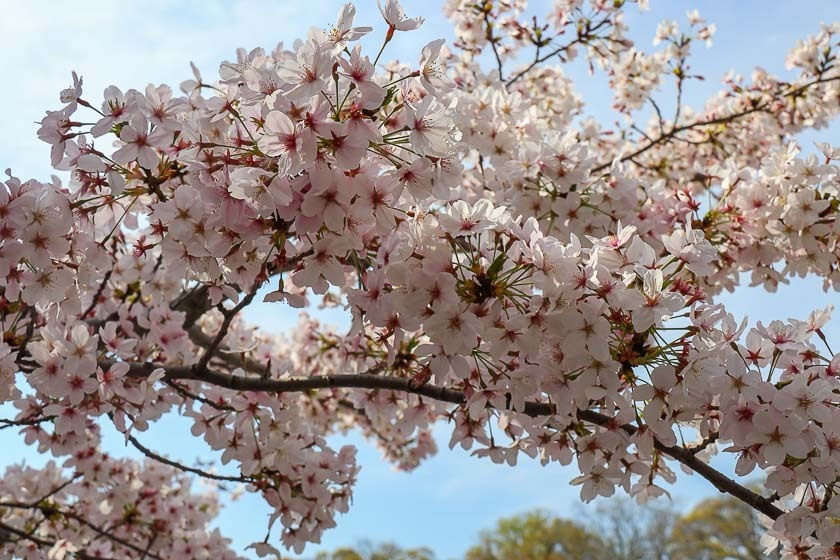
113,360,785,521
482,8,505,82
122,429,251,484
505,16,612,88
193,287,258,373
594,74,840,173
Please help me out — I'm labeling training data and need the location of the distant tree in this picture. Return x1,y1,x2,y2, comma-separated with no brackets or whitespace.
464,510,608,560
462,496,773,560
667,497,776,560
314,540,436,560
314,549,364,560
585,498,673,560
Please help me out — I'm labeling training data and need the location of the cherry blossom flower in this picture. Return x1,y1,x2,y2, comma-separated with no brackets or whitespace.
419,39,454,94
320,3,372,53
112,114,169,168
748,409,810,466
259,110,303,172
424,304,480,355
275,39,331,100
405,96,454,156
630,269,684,332
378,0,424,32
338,46,387,109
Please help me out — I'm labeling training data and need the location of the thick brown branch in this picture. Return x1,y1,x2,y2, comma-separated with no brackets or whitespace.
114,360,785,520
576,409,783,520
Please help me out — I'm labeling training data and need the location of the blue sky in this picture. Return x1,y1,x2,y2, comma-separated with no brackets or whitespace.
2,1,840,558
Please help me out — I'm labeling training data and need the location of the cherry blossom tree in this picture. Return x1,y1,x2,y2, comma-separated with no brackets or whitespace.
2,1,840,558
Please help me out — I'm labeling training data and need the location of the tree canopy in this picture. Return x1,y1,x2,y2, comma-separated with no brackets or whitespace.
314,495,776,560
464,510,607,560
1,0,840,558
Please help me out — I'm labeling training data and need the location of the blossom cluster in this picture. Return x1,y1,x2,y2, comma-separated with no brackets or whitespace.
0,450,241,559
